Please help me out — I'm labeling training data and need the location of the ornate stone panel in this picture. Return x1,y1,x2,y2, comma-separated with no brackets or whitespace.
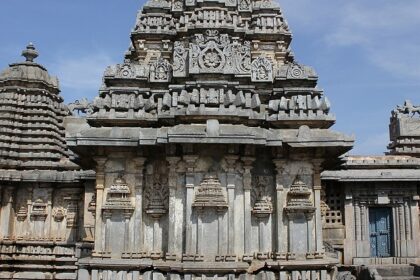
189,30,251,75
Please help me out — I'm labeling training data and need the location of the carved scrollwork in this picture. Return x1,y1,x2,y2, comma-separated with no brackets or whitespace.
173,41,188,77
251,56,273,82
189,30,251,75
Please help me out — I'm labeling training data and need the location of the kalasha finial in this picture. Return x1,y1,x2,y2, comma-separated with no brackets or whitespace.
22,42,39,62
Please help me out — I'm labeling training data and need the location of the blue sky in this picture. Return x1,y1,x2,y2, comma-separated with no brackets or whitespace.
1,1,419,155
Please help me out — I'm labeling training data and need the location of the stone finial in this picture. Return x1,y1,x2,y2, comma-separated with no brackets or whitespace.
22,42,39,62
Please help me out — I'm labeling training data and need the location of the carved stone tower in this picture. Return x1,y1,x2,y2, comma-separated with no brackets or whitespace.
0,44,93,279
66,0,354,279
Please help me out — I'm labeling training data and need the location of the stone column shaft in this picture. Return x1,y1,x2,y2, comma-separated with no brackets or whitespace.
242,156,255,257
313,160,324,256
274,159,286,257
184,155,198,255
93,157,107,255
167,157,181,259
133,157,146,253
0,186,14,239
225,155,239,256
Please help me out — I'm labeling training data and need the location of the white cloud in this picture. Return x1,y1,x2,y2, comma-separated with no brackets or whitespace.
325,1,420,79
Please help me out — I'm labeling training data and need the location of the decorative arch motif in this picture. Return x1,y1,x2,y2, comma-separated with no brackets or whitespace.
149,57,172,82
251,56,273,82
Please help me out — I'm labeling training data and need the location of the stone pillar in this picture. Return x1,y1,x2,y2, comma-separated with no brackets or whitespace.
225,154,239,259
312,160,324,258
184,155,198,256
306,213,315,258
0,186,14,240
123,210,132,252
166,156,181,260
398,202,406,256
273,159,287,259
410,195,420,257
242,156,255,261
93,157,107,256
103,210,112,255
44,187,53,240
133,157,146,254
343,187,354,265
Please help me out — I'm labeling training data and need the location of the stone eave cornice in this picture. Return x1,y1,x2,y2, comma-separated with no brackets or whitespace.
66,121,353,152
322,169,420,182
0,169,95,183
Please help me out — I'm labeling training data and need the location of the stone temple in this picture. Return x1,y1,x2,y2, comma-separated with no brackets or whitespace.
0,1,419,280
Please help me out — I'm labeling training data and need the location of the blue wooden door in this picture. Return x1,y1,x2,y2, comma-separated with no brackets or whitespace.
369,207,393,257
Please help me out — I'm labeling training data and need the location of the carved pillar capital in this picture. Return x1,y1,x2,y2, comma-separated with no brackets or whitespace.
224,154,239,172
93,156,108,170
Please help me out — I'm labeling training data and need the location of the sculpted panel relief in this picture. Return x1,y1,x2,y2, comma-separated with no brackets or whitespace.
189,30,251,75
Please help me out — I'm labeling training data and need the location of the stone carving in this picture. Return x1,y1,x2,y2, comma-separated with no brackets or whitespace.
251,176,273,218
31,199,48,221
238,0,251,12
88,194,96,216
53,207,66,222
337,271,356,280
189,30,251,75
103,63,148,79
144,173,169,219
173,41,188,77
68,98,93,115
136,14,175,33
193,174,228,210
394,100,420,117
16,205,28,222
285,175,315,213
251,56,273,82
144,0,171,9
149,57,172,82
288,64,304,79
103,176,134,212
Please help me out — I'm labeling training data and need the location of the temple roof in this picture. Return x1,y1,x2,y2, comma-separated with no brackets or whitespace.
68,0,335,130
0,44,78,171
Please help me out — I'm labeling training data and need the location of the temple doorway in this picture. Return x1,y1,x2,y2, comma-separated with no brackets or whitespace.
369,207,393,257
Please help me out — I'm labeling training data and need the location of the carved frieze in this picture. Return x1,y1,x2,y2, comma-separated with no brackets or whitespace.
189,30,251,75
103,63,147,79
135,14,176,33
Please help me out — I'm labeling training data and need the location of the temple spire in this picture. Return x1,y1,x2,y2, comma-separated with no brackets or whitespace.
21,42,38,62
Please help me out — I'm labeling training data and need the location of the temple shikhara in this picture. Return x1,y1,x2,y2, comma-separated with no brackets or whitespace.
0,1,419,280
